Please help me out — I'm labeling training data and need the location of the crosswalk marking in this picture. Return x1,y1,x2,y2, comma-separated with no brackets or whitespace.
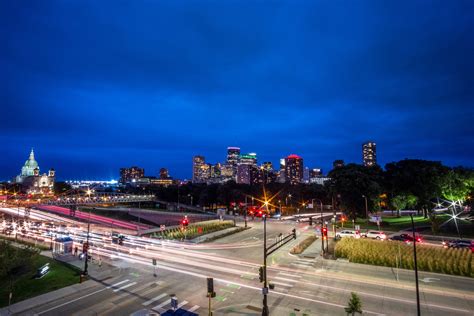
274,276,297,282
188,305,200,312
292,261,312,266
143,293,167,306
176,300,188,309
271,281,294,287
297,258,314,263
152,299,171,311
107,279,130,289
278,272,302,278
113,281,137,292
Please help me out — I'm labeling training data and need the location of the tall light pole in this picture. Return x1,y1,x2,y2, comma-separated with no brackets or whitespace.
410,214,421,316
362,195,369,229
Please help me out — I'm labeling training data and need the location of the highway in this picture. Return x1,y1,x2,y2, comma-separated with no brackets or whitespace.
1,214,473,316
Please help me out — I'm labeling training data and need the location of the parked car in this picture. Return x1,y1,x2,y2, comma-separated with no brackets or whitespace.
336,230,361,239
364,231,387,240
389,233,422,243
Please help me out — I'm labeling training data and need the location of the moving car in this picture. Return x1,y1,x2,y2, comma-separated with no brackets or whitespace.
445,239,474,251
336,230,361,239
364,231,387,240
389,233,422,243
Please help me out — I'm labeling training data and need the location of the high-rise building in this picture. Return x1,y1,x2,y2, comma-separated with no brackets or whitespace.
284,154,303,185
309,168,323,178
220,164,234,178
192,156,210,183
227,147,241,166
159,168,169,179
303,167,310,183
362,141,377,167
239,153,257,166
120,166,145,184
237,164,260,185
333,160,345,169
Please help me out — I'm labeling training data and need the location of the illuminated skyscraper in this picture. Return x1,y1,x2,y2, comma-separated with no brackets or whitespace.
120,166,145,184
227,147,240,165
239,153,257,166
362,141,377,167
284,154,303,185
192,155,209,183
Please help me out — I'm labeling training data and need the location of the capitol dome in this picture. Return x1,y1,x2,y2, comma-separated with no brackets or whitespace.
21,149,39,177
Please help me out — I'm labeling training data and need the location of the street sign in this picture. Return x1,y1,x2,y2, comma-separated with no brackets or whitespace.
355,225,360,231
160,225,166,232
370,216,382,223
262,287,269,295
171,296,178,310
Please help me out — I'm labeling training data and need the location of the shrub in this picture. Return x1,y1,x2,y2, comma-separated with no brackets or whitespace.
290,235,318,255
334,238,474,277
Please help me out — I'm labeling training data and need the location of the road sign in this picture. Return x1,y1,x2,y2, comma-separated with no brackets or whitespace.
355,225,360,231
160,225,166,232
370,216,382,223
262,287,269,295
171,296,178,310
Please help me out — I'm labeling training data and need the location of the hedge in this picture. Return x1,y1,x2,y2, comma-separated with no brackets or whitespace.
152,220,235,240
335,238,473,277
290,235,318,255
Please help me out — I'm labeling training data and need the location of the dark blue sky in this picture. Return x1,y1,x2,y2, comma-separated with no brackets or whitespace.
1,1,473,180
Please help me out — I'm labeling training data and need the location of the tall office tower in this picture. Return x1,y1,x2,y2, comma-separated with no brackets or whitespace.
120,166,145,184
237,164,260,185
210,163,221,178
159,168,169,179
284,154,304,185
239,153,257,166
362,141,377,167
309,168,322,178
303,167,310,183
193,156,209,183
227,146,240,176
333,160,345,169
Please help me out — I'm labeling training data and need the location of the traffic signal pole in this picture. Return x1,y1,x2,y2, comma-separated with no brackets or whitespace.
83,209,91,275
262,215,269,316
260,215,296,316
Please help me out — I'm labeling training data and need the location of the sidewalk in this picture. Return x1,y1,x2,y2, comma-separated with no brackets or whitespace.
0,252,121,316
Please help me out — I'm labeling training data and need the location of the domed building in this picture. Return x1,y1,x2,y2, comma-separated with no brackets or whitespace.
14,149,55,195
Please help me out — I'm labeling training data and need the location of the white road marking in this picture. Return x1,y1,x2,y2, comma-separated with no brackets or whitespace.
113,281,137,292
36,279,130,315
188,305,200,312
271,281,294,288
274,276,297,283
278,272,302,278
176,300,188,308
143,293,168,306
152,299,171,310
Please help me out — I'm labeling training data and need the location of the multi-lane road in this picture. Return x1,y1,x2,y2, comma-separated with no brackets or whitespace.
1,208,474,316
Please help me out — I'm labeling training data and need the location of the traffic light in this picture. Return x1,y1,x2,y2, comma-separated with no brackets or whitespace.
82,242,89,253
309,217,313,226
292,228,296,239
118,236,124,245
258,266,264,282
207,277,214,293
322,226,328,240
181,218,189,227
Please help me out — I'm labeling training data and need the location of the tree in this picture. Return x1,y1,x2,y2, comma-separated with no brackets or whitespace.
391,194,418,217
328,164,383,219
345,292,363,315
385,159,448,217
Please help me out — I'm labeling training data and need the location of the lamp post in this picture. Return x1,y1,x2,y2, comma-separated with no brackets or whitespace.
362,195,369,229
410,214,421,316
312,198,324,254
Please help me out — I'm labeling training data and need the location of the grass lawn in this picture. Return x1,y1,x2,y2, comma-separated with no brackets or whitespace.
0,255,81,307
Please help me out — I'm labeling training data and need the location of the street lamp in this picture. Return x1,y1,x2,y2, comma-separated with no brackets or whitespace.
362,195,369,229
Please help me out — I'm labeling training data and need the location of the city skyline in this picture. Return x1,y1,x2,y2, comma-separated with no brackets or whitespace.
1,1,473,180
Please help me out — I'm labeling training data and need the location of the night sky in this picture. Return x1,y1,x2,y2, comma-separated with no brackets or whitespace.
1,1,473,180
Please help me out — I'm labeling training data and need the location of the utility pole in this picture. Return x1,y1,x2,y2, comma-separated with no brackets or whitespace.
312,198,324,255
410,214,421,316
362,195,369,229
